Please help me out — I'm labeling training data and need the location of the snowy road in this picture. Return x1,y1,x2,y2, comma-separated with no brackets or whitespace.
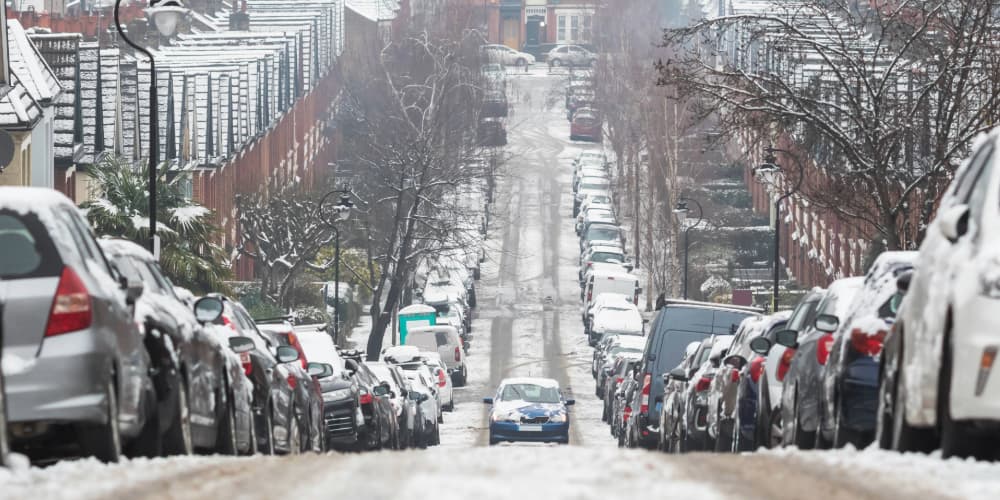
4,68,1000,500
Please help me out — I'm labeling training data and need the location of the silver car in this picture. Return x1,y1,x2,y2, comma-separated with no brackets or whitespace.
547,45,597,67
1,187,154,462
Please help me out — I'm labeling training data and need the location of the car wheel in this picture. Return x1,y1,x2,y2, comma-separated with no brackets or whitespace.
882,332,935,453
126,390,161,458
791,392,815,450
216,389,238,455
939,335,979,459
551,58,562,67
78,380,122,463
162,375,193,456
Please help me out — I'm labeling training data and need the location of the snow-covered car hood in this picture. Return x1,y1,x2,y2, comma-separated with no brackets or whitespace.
492,400,566,418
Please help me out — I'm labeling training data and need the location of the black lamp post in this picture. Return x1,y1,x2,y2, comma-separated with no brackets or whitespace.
754,146,805,311
318,187,354,343
115,0,189,255
673,197,703,300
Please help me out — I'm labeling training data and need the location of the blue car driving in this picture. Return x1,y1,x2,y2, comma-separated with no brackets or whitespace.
484,377,575,445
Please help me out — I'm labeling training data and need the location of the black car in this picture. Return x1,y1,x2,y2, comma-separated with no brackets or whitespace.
100,240,254,456
776,278,864,450
210,295,301,455
482,90,508,118
341,351,399,450
729,313,790,452
630,300,761,449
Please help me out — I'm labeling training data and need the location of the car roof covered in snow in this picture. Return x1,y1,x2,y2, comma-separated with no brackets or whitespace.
98,237,155,261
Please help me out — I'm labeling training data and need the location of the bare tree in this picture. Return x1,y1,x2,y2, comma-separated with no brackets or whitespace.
658,0,1000,252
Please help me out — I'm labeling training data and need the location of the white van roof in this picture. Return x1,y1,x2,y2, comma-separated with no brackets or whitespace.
589,268,639,282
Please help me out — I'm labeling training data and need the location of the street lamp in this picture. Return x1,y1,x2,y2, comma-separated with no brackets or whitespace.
115,0,190,255
673,197,703,300
753,146,805,311
318,186,355,343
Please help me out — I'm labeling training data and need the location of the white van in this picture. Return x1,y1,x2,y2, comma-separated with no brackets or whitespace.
405,325,468,386
582,269,641,321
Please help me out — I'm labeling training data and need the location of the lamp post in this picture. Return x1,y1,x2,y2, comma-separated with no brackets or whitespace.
115,0,190,255
318,187,354,343
673,197,703,300
753,146,805,311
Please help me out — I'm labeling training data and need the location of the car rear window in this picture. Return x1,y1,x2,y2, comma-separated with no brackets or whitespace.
580,182,608,190
0,212,62,279
649,307,756,373
435,331,450,346
586,226,620,241
591,252,623,263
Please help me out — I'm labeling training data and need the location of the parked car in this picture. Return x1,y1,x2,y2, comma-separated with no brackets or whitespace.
480,63,506,88
341,351,399,450
658,339,710,452
1,188,156,463
729,312,790,452
594,335,645,397
581,269,641,321
481,43,535,66
777,277,865,449
478,117,507,147
257,322,325,453
613,365,641,445
603,353,643,424
406,325,468,387
368,362,418,449
484,377,575,445
208,294,301,455
482,89,508,118
547,44,597,67
817,253,915,449
570,109,602,142
574,179,612,216
877,135,1000,460
400,366,440,447
664,336,733,452
421,352,455,413
752,288,826,449
587,296,643,347
707,316,770,452
100,239,255,456
578,222,623,251
629,300,761,448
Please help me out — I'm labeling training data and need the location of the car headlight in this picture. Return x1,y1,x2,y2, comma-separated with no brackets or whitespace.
491,411,520,422
549,413,567,423
323,388,353,402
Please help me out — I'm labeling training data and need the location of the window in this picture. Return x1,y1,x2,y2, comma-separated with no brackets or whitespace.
557,16,566,42
570,16,580,42
0,212,61,279
582,15,592,41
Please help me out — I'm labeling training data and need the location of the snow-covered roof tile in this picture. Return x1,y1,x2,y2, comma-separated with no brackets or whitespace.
7,21,62,105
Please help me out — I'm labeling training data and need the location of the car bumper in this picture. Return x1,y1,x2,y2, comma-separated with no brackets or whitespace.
489,421,569,442
5,331,113,425
323,399,361,444
950,300,1000,420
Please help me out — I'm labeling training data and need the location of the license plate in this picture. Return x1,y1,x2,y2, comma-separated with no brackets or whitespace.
519,424,543,432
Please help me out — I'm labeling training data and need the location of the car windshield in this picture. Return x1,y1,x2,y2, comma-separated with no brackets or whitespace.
586,226,620,241
499,383,561,404
591,252,624,264
580,182,609,190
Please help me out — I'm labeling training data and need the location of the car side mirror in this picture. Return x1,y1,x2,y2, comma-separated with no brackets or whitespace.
624,263,634,272
896,271,912,293
228,336,255,354
565,399,576,406
193,296,225,324
420,393,430,402
668,367,689,382
724,355,747,369
373,382,391,397
774,329,798,348
814,314,840,333
937,204,970,243
276,345,300,363
307,362,334,378
124,278,144,305
749,337,772,355
483,397,494,405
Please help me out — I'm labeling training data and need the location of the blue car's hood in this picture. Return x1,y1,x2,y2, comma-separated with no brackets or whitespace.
494,400,565,417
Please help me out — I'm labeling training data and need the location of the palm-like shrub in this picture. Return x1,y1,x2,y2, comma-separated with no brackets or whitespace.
81,155,232,293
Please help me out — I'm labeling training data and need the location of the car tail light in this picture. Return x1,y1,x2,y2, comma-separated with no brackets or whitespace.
286,373,297,390
623,406,632,423
850,328,887,357
749,356,765,383
359,391,373,405
240,352,252,376
816,333,834,365
221,315,238,332
437,369,448,387
777,348,795,382
730,368,740,383
615,377,623,384
454,346,461,362
694,376,711,392
639,373,651,414
287,332,308,369
45,266,92,337
587,290,592,302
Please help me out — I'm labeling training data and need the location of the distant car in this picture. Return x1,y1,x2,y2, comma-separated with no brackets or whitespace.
367,362,417,449
818,253,915,449
567,93,595,121
482,89,508,118
480,63,506,88
547,44,597,67
400,367,440,447
421,352,455,413
667,336,733,452
594,335,645,397
566,81,595,108
481,44,536,66
478,117,508,147
406,325,468,387
484,377,575,445
603,354,642,426
574,178,611,216
576,207,615,236
296,330,362,452
571,109,602,142
1,187,156,463
587,294,643,347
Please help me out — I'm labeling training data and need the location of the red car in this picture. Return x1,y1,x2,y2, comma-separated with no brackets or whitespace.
571,109,602,142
